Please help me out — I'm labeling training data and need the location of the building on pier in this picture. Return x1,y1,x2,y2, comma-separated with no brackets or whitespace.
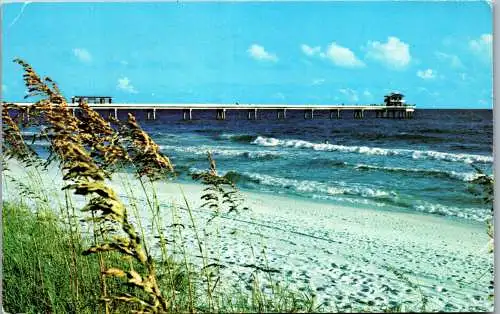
384,93,405,107
71,96,113,104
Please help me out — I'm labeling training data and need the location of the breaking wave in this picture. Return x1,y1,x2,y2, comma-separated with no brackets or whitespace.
251,136,492,164
413,201,491,223
218,134,258,143
160,145,281,160
353,164,483,182
188,168,489,222
218,171,397,200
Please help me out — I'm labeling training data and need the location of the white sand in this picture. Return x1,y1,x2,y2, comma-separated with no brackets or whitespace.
3,161,494,312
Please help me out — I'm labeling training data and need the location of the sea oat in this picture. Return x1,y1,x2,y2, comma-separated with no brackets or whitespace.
117,113,174,181
13,59,170,312
77,101,130,169
192,152,244,219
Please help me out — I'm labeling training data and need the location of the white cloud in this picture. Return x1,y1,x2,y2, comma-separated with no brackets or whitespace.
339,88,359,102
2,84,7,94
73,48,92,63
273,92,285,100
435,52,463,68
469,34,492,61
366,36,411,70
247,44,278,62
120,60,129,66
363,90,372,98
321,43,365,68
301,44,321,57
417,87,440,97
417,69,437,80
312,78,325,85
117,77,138,94
479,99,490,106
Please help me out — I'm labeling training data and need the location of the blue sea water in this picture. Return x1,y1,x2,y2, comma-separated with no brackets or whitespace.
121,108,492,224
30,108,494,223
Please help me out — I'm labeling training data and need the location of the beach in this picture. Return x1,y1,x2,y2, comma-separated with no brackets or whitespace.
145,181,493,312
3,159,493,312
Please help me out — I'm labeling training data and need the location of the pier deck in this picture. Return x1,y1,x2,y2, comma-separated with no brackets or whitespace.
11,102,416,120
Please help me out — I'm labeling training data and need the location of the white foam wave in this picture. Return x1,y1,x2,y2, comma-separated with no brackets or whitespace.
448,171,482,182
413,201,491,223
239,172,395,199
252,136,493,164
187,167,393,199
411,150,493,164
188,167,488,223
252,136,395,156
160,145,280,160
31,141,51,147
354,164,483,182
21,131,39,136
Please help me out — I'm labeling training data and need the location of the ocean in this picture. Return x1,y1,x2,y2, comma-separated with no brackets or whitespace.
107,108,493,224
26,108,493,223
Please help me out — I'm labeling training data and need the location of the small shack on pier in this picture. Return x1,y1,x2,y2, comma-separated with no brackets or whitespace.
71,96,113,104
384,93,405,107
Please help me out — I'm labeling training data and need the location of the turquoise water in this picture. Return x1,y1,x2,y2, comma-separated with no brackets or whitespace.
28,108,493,223
135,109,493,223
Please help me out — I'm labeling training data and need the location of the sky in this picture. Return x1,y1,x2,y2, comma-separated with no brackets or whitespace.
1,1,493,108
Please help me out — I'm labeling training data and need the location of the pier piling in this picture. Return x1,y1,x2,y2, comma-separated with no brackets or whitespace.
354,109,364,119
182,109,192,120
108,108,118,120
216,109,227,120
304,109,314,119
277,109,287,120
23,108,30,124
329,109,341,119
246,108,258,120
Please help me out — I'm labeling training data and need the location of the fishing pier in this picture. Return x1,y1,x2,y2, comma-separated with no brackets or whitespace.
12,93,416,121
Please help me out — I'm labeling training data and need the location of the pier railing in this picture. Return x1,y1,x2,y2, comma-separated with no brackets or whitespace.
10,102,416,120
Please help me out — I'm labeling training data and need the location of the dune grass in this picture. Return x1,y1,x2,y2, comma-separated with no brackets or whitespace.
2,198,321,313
3,201,148,313
2,59,321,313
2,58,493,313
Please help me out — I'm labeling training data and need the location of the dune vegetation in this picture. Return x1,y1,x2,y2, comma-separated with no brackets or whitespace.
2,59,323,313
2,59,494,313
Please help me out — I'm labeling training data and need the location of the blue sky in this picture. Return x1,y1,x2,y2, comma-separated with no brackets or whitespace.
1,1,493,108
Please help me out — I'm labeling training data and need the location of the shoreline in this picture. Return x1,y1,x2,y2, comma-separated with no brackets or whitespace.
174,174,489,227
2,161,493,311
